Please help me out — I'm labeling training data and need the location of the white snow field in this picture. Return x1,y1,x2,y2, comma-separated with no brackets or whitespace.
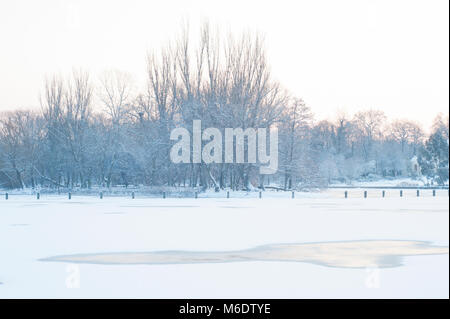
0,190,448,298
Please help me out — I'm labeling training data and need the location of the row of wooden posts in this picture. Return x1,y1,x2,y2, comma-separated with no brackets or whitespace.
4,191,214,200
344,189,445,198
2,189,447,200
4,190,271,200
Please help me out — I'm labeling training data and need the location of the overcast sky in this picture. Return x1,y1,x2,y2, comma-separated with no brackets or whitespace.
0,0,448,129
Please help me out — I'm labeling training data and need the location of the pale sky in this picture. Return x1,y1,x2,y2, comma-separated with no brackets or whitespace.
0,0,448,129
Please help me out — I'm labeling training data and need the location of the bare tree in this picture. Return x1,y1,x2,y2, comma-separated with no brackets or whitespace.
390,120,424,154
353,109,387,161
98,70,134,124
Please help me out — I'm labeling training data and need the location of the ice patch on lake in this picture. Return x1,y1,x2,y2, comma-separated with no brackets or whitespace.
41,240,448,269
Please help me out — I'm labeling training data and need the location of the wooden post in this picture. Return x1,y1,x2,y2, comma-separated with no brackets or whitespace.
292,191,295,199
259,191,262,199
195,192,198,199
5,193,8,200
68,192,71,200
132,192,135,199
364,190,367,198
163,192,166,199
433,189,436,197
400,190,403,197
100,192,103,199
227,191,230,198
37,192,40,200
345,191,348,198
382,190,385,198
417,190,420,197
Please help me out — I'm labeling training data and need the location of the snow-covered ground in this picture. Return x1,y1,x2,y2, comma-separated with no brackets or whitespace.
329,177,435,188
0,191,448,298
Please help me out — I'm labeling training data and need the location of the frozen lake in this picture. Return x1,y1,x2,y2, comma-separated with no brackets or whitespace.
0,191,448,298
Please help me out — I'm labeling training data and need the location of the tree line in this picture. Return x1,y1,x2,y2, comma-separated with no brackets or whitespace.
0,24,448,191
